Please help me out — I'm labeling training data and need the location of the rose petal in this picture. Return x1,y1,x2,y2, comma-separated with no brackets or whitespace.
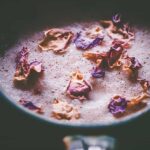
15,47,29,65
137,79,150,92
66,71,91,100
19,99,43,114
14,47,30,81
83,52,106,62
112,39,131,49
112,13,122,26
83,40,123,71
100,14,134,40
127,93,150,108
91,67,105,78
108,95,128,116
29,61,44,73
14,48,44,82
122,56,142,81
74,26,104,50
118,23,134,39
107,41,123,67
39,28,73,53
52,99,80,120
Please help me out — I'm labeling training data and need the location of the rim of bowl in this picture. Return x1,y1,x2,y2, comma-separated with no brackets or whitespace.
0,85,149,129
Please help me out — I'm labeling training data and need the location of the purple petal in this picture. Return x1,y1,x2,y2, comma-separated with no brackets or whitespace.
74,32,104,50
91,67,105,78
108,96,128,116
14,48,44,81
66,71,92,100
15,47,29,65
112,13,122,26
130,57,142,69
29,61,44,72
19,99,40,110
69,82,91,97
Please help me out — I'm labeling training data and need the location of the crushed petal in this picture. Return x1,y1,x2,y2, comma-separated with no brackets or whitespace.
66,71,92,100
39,28,73,53
52,99,80,120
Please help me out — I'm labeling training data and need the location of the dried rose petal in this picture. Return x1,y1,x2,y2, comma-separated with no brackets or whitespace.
89,37,104,48
107,41,123,67
127,93,150,108
68,81,91,97
15,65,29,81
112,13,121,26
118,23,134,39
66,71,91,100
100,19,122,40
14,48,44,82
29,61,44,73
15,47,29,74
122,56,142,80
109,93,150,117
83,52,108,69
38,28,73,53
100,14,134,40
137,79,150,92
129,57,142,69
112,39,131,49
83,43,123,78
74,32,104,50
19,99,43,114
15,47,29,65
111,40,123,51
108,95,128,116
52,99,80,120
83,41,123,70
91,66,105,78
14,48,30,81
83,52,107,78
83,52,105,63
74,37,91,50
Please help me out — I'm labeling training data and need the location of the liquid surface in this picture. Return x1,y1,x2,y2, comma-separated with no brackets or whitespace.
0,21,150,124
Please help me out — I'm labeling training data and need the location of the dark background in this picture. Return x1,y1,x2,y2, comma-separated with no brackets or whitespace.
0,0,150,149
